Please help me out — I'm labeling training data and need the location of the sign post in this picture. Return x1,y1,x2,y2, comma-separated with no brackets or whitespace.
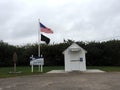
41,65,43,72
13,52,17,72
30,58,44,72
31,65,33,72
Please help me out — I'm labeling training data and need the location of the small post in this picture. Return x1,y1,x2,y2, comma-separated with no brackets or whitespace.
31,65,33,72
41,65,43,72
38,19,41,57
13,52,17,72
14,63,16,72
38,65,40,72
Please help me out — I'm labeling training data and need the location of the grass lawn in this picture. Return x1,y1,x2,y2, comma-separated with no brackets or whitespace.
87,66,120,72
0,66,64,78
0,66,120,78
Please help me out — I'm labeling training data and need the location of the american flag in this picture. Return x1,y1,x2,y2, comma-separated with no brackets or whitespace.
40,22,53,34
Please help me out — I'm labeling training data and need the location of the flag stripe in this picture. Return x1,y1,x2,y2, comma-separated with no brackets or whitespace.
40,23,53,34
41,28,53,33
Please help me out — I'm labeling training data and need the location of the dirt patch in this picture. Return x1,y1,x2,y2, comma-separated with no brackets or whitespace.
0,72,120,90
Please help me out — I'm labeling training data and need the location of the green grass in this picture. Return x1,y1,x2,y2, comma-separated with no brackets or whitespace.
87,66,120,72
0,66,120,78
0,66,64,78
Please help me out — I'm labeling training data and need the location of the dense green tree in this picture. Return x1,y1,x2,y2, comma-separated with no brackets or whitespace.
0,39,120,66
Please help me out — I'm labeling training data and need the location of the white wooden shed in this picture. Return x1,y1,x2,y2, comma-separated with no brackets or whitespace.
63,43,87,72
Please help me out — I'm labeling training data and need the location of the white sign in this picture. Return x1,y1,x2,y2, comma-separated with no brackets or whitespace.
30,58,44,65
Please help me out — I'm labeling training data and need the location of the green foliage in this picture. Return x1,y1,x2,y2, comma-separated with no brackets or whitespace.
0,66,120,78
0,66,64,78
0,39,120,66
0,40,16,66
87,66,120,72
86,40,120,66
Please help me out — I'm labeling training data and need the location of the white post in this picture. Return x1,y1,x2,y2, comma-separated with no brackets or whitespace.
38,65,40,72
31,65,33,72
41,65,43,72
38,19,41,57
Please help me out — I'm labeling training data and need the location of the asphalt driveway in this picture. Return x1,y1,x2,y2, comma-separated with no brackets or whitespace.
0,72,120,90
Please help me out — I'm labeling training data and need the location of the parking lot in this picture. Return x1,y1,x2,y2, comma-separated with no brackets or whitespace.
0,72,120,90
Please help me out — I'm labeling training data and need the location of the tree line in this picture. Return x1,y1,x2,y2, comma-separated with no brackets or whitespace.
0,39,120,67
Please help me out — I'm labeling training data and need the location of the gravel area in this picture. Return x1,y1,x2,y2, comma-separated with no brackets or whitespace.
0,72,120,90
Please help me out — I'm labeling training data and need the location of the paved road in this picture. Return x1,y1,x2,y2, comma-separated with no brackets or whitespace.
0,72,120,90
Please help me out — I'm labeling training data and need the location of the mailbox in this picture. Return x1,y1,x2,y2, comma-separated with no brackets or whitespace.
80,58,83,62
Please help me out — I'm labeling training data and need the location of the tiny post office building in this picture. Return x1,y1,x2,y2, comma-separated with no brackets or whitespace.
63,43,87,72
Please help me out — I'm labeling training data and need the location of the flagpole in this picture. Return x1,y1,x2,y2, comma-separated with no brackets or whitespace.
38,19,41,57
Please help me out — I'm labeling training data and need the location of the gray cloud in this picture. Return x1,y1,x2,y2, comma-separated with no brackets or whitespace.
0,0,120,45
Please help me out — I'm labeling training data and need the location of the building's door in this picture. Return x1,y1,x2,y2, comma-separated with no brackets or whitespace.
70,60,80,71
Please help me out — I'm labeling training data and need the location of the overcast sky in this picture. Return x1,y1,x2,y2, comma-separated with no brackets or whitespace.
0,0,120,45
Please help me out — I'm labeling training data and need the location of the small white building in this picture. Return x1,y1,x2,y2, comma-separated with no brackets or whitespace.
63,43,87,72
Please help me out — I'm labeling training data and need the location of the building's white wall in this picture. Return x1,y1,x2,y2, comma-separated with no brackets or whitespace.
63,43,87,72
70,61,80,71
64,49,71,71
79,51,86,71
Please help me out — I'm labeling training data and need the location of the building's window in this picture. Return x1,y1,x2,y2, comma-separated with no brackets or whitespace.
80,58,83,62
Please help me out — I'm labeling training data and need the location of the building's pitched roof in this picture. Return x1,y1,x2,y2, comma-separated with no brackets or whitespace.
63,42,87,54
